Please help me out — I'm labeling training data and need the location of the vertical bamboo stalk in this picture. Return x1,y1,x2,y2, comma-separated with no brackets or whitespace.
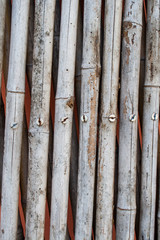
49,0,79,239
0,0,11,202
75,0,102,239
0,1,30,239
116,1,143,239
139,1,160,239
0,0,7,91
25,1,56,239
96,1,123,239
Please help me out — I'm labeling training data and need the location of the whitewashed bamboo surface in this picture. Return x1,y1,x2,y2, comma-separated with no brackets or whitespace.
1,0,160,240
0,1,30,239
0,0,6,93
75,0,101,239
96,1,123,239
50,0,79,238
139,0,160,239
116,0,143,239
25,0,56,239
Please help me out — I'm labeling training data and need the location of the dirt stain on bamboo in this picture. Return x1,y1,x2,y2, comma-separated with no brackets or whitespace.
87,71,97,169
123,96,128,116
126,47,131,64
66,96,74,108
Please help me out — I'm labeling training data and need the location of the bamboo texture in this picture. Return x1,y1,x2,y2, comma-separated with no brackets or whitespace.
0,0,7,93
96,1,123,239
139,1,160,239
75,0,102,239
116,1,143,239
50,0,79,239
0,1,30,239
25,0,56,239
0,1,160,240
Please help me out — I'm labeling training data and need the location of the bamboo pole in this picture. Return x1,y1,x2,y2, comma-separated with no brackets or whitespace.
25,0,56,239
0,0,7,92
0,0,11,204
139,1,160,239
96,1,123,239
0,1,30,239
116,1,143,239
49,0,79,239
75,0,102,239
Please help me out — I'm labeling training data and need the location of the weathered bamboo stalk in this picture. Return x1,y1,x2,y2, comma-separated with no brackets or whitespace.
0,0,11,203
49,0,79,239
0,0,7,92
96,1,123,239
75,0,102,239
139,1,160,239
116,1,143,239
25,1,56,239
0,1,30,239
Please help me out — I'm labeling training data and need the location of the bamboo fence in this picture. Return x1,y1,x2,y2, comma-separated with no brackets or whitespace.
0,0,160,240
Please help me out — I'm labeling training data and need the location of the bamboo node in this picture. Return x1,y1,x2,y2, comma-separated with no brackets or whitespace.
151,113,158,121
129,114,136,122
36,117,44,126
81,115,88,123
10,122,18,129
108,114,116,122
